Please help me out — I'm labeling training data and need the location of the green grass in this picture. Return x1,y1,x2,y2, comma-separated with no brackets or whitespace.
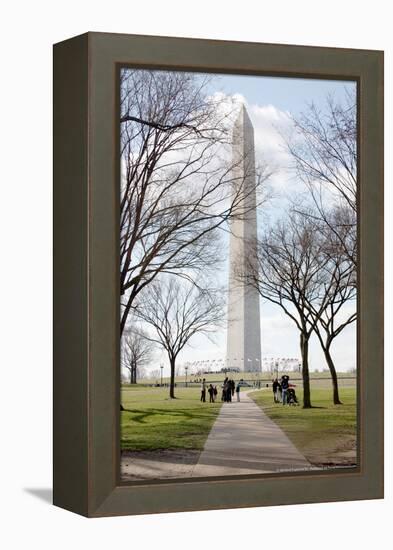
120,381,357,467
120,386,222,452
250,386,357,466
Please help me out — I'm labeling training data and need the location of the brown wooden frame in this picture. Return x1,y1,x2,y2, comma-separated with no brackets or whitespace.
53,32,384,517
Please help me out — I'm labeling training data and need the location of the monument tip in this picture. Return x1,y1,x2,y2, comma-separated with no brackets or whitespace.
235,103,253,130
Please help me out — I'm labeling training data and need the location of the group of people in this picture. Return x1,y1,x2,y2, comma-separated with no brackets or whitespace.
200,375,300,406
272,375,299,405
200,379,217,403
200,378,241,403
221,377,241,402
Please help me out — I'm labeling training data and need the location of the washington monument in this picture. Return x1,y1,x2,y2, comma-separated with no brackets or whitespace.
226,105,261,372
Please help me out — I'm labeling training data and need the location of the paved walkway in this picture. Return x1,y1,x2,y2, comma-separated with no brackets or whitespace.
191,390,312,477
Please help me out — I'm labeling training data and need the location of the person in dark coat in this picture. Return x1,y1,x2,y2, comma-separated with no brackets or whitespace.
281,375,289,405
227,379,232,402
222,378,228,401
200,378,206,402
272,378,281,403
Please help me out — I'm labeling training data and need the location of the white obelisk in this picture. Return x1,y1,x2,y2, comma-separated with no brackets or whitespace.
226,105,261,372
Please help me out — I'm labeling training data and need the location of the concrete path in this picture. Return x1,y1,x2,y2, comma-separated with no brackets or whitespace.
191,391,312,477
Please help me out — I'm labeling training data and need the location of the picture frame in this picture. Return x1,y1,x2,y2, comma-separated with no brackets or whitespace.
53,32,384,517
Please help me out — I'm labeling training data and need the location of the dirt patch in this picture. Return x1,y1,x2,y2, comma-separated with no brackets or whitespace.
120,449,201,481
306,436,357,468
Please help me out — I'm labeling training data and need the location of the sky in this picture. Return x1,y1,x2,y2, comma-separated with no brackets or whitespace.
211,74,354,117
122,72,357,378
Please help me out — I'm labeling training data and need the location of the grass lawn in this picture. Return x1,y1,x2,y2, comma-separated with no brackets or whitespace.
121,386,222,452
250,385,357,467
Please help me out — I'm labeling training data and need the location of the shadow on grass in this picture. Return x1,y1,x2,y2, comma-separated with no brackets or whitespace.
122,407,218,423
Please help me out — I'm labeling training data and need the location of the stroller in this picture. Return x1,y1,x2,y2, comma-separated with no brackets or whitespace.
287,386,299,406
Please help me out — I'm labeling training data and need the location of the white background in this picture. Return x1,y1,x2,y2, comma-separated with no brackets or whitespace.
0,1,391,548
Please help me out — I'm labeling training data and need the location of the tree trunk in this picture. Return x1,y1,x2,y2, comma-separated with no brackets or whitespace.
130,361,136,384
324,345,342,404
300,333,312,408
120,303,131,336
169,356,176,398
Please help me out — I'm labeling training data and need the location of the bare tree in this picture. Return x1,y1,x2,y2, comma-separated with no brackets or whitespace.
286,90,357,212
120,69,271,334
303,214,357,404
121,329,155,384
306,203,357,267
244,213,329,408
279,91,357,404
285,90,357,267
243,206,356,406
134,277,225,398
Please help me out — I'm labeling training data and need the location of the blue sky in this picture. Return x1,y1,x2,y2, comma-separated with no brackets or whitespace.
211,74,355,116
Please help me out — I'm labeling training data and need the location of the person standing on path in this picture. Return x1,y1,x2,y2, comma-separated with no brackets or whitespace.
200,378,206,402
222,377,229,402
208,384,215,403
235,382,241,402
221,379,226,401
227,379,232,402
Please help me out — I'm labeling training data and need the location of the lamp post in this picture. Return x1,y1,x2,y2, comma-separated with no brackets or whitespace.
160,364,163,387
185,365,188,388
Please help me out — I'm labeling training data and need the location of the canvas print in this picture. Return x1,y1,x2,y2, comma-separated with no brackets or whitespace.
119,69,357,482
